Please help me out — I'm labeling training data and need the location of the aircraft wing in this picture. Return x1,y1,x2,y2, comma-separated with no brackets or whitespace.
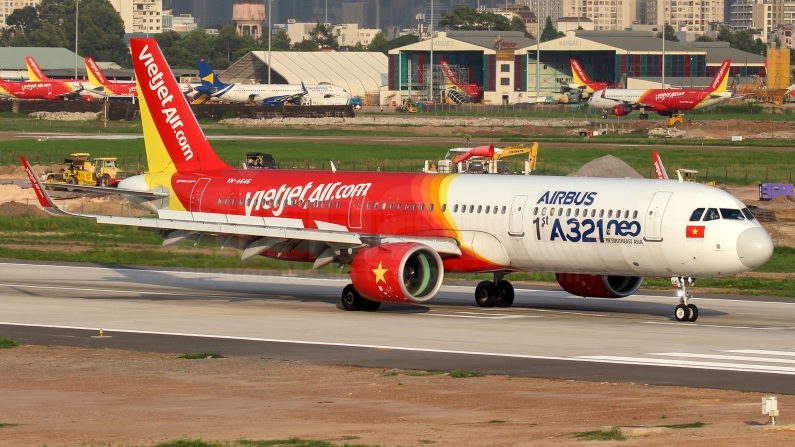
269,91,308,104
41,182,169,199
22,156,461,266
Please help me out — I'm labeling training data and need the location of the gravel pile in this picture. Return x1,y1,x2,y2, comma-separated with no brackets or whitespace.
648,127,686,138
570,155,644,179
218,116,591,128
30,111,100,121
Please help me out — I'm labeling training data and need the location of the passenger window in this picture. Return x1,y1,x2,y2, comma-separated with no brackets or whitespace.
441,204,447,212
591,209,596,218
616,210,621,217
599,209,604,218
574,209,579,217
533,207,538,216
429,204,434,211
382,202,386,210
477,205,482,213
336,201,341,208
389,202,393,210
217,198,222,206
493,206,498,214
566,208,571,217
689,208,705,221
462,204,467,212
742,208,755,220
421,204,425,211
374,202,379,210
720,208,745,220
454,204,458,212
232,198,237,206
632,210,638,219
607,210,612,218
395,203,401,211
624,210,629,219
541,208,547,216
469,205,474,213
703,208,720,221
558,208,563,216
366,202,370,210
413,203,418,211
224,198,229,205
501,206,506,214
550,207,555,216
485,206,490,214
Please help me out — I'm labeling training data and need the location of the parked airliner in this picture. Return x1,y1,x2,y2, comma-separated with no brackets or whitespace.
587,59,734,119
23,39,774,323
192,58,350,106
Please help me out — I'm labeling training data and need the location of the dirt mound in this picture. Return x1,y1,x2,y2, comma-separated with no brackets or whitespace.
0,164,66,180
570,155,644,179
30,111,99,121
0,200,49,216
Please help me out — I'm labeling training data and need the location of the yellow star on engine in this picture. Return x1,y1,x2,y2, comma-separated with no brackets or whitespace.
372,262,388,284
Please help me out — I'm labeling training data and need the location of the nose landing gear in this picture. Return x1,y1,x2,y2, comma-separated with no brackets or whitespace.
672,276,698,322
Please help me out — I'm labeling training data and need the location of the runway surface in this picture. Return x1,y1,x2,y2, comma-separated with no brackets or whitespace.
10,131,794,151
1,261,794,393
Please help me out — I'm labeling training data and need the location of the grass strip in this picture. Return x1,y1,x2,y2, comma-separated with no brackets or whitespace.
574,427,626,441
0,337,19,349
660,422,706,429
448,369,481,378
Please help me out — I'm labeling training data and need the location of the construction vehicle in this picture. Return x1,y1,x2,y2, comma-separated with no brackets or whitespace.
666,113,685,127
395,100,418,113
43,153,126,187
673,168,716,186
243,152,276,169
423,143,538,175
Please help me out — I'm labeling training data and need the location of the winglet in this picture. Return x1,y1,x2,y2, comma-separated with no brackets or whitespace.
302,82,308,93
21,157,56,209
651,151,669,180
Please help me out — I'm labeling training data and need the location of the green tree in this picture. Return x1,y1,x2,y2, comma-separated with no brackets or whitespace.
717,28,766,55
271,28,292,51
213,25,243,62
367,31,388,51
5,6,39,32
439,6,513,31
655,23,680,42
293,39,319,51
367,33,419,54
539,16,564,42
510,15,533,39
308,20,338,50
27,22,69,47
183,29,212,58
695,34,714,42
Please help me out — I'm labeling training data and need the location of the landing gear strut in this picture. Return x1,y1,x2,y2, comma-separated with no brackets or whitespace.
475,273,514,308
672,276,698,322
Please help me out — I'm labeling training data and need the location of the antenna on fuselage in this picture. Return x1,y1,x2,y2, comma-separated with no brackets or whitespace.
331,161,337,173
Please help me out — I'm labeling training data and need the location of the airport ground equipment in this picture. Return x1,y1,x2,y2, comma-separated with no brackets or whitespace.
244,152,276,170
666,113,685,126
43,153,126,187
424,143,538,175
759,183,794,200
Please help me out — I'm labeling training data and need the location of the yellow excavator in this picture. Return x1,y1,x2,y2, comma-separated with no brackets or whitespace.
424,142,538,175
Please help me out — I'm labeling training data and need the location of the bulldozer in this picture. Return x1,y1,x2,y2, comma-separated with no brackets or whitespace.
43,153,126,188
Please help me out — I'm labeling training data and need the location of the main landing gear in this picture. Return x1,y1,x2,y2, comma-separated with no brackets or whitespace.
475,273,514,308
639,112,650,120
341,284,381,311
672,276,698,322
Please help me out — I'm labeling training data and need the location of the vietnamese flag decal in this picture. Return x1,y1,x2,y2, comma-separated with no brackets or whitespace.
686,226,705,238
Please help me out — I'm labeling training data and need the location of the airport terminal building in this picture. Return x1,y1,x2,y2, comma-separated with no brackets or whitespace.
382,30,766,106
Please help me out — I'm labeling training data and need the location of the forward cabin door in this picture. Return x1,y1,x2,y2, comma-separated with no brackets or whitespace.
508,195,528,237
644,191,672,241
190,178,211,213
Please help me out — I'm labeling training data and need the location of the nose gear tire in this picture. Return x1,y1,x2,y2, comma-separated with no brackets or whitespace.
687,304,698,322
675,304,691,322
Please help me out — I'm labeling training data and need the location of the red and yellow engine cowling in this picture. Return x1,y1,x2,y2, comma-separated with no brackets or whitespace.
611,104,632,116
350,242,444,303
555,273,643,298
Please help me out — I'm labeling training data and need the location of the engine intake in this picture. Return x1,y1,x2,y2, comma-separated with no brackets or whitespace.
611,104,632,117
350,243,444,303
555,273,643,298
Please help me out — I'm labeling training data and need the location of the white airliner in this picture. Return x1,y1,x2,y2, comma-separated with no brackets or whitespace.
194,58,350,106
22,39,774,324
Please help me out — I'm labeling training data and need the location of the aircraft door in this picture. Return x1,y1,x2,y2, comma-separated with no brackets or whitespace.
348,193,365,229
508,195,528,237
190,178,211,213
644,191,672,241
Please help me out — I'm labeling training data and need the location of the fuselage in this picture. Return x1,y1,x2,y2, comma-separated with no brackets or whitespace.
589,88,732,113
209,83,350,104
121,170,771,277
0,80,80,100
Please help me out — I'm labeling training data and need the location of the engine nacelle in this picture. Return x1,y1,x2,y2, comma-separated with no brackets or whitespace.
555,273,643,298
350,243,444,304
611,104,632,117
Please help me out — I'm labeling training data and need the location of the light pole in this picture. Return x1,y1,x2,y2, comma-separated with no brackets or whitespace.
325,0,327,24
428,0,433,103
74,0,79,81
268,0,273,84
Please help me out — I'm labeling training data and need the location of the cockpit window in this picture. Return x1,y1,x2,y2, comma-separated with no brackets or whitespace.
720,208,745,220
703,208,720,221
742,208,755,220
689,208,705,222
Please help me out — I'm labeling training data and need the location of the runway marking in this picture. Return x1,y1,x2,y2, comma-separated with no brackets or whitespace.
726,349,795,357
641,321,792,330
649,352,795,364
4,322,795,376
0,282,267,301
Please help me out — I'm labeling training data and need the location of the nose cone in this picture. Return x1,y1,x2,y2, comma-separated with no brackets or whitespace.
736,227,774,269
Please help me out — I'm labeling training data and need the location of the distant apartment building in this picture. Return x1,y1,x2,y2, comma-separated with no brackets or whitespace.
730,0,794,43
561,0,634,30
111,0,164,34
0,0,41,27
642,0,724,35
170,13,197,32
